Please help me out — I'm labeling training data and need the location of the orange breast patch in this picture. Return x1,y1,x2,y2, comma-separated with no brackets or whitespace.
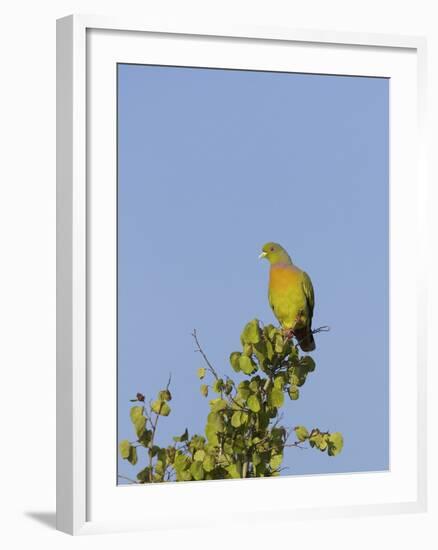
269,265,301,292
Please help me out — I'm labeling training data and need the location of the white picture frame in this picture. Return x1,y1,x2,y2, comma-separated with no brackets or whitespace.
56,14,428,535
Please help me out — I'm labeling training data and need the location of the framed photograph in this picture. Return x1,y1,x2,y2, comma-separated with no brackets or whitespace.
56,15,427,535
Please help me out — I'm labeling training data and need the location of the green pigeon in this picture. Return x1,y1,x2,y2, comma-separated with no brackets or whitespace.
259,242,315,352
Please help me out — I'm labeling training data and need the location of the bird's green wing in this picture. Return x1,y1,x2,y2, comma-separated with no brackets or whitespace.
302,272,315,320
268,286,275,315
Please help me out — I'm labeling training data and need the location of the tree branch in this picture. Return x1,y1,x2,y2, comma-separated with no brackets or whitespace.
147,372,172,482
283,441,307,450
192,329,221,381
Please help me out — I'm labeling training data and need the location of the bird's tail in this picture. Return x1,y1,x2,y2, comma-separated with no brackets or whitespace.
294,327,315,352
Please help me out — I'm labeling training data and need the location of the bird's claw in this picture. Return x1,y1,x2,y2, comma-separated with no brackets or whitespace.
282,328,295,340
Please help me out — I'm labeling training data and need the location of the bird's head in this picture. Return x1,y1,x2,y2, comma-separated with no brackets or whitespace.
259,242,292,265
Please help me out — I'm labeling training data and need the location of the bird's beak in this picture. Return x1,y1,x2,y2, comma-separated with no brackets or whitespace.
259,251,268,259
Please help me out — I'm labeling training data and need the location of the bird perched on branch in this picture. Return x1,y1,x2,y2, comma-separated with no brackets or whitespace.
259,242,315,352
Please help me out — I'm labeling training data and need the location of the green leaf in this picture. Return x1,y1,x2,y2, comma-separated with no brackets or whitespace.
300,356,316,372
155,459,165,474
269,453,283,470
239,355,256,375
200,384,209,397
130,406,144,423
166,446,176,463
242,343,253,357
194,449,206,462
241,319,261,345
190,460,204,481
138,428,152,447
212,379,224,393
134,415,146,438
231,411,243,428
289,371,300,386
237,381,251,400
294,426,309,442
256,410,270,430
288,345,299,362
173,428,189,442
174,452,190,472
309,430,327,450
229,352,242,372
253,341,267,363
271,427,285,442
282,338,292,356
151,400,171,416
158,447,167,464
267,406,278,418
150,445,160,457
203,454,215,472
205,427,219,446
252,452,261,466
226,462,242,479
255,462,267,477
264,324,277,342
137,467,151,483
205,412,224,445
206,411,224,430
189,435,205,451
274,334,284,354
249,377,260,392
268,387,284,408
232,435,246,454
288,386,299,400
247,394,261,413
313,434,324,449
158,389,172,401
128,445,138,465
197,367,206,379
328,432,344,456
265,340,274,361
151,400,162,414
224,379,233,395
177,469,192,481
119,439,131,459
209,398,227,413
273,374,286,389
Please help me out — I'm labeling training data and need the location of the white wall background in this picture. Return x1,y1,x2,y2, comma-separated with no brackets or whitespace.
0,0,436,547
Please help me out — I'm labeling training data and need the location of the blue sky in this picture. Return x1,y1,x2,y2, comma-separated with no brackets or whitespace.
117,63,389,483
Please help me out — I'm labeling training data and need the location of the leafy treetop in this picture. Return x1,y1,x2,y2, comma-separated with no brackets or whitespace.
119,319,343,483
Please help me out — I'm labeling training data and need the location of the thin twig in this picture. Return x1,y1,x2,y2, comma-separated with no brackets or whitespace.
192,329,220,381
147,373,172,483
284,441,307,450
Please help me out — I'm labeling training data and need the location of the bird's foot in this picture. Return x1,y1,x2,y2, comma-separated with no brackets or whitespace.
282,328,295,340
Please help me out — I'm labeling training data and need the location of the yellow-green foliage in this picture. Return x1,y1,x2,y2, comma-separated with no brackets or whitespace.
120,319,343,483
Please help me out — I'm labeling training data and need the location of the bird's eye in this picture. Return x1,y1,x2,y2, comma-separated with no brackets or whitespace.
270,247,274,252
